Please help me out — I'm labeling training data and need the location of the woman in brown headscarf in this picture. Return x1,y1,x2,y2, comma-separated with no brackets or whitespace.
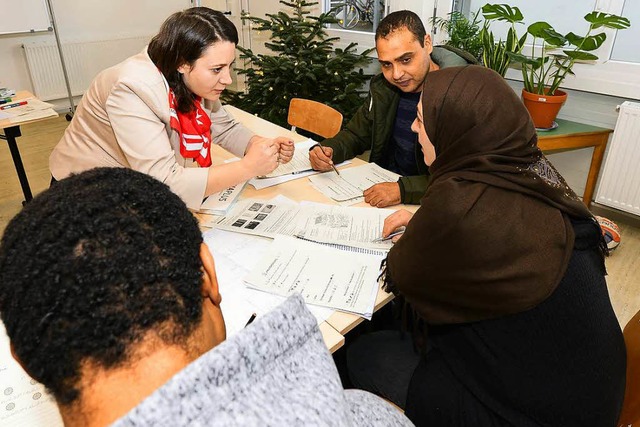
347,65,626,426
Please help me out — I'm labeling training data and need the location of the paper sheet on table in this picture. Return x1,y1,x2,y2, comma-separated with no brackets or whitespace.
203,228,333,336
308,163,401,205
294,201,395,251
211,198,300,238
244,235,383,318
2,98,54,116
9,109,57,124
213,198,394,250
0,322,64,427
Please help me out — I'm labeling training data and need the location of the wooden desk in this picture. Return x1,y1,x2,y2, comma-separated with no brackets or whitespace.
0,91,59,203
206,105,408,351
537,118,612,208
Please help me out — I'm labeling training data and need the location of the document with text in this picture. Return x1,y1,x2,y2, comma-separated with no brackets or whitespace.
203,229,333,336
308,163,400,205
213,198,300,238
244,235,383,317
214,199,394,250
0,323,63,427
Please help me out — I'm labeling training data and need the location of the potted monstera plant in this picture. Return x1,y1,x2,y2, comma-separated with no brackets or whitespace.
479,4,527,77
506,12,630,129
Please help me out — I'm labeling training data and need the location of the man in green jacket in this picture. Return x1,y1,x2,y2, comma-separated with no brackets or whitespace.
309,10,476,207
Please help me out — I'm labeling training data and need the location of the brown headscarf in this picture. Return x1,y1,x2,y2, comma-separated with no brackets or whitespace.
385,65,599,325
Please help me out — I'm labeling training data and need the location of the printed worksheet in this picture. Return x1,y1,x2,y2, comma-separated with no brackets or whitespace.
203,228,333,336
0,323,63,427
213,198,394,250
244,235,383,318
213,198,300,238
308,163,400,205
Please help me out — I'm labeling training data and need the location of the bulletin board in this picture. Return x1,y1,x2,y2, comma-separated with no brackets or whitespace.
0,0,52,35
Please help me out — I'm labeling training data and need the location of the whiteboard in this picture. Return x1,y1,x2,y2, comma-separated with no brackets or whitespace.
0,0,52,35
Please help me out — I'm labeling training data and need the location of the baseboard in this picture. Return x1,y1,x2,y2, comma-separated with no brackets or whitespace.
590,202,640,228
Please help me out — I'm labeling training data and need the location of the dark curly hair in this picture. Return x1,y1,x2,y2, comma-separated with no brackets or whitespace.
148,7,239,113
0,168,204,406
375,10,426,47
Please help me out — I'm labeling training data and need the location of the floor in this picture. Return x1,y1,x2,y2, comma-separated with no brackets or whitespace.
1,115,639,326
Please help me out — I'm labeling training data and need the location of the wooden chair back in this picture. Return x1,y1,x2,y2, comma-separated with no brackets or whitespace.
287,98,343,139
619,308,640,426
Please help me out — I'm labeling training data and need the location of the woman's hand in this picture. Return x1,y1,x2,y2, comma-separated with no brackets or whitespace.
242,137,279,176
275,137,295,163
309,145,334,171
382,209,414,242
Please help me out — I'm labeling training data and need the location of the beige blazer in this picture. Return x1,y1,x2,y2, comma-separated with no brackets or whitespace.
50,49,254,209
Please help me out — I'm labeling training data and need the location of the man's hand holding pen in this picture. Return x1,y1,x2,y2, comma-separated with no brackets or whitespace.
309,143,338,175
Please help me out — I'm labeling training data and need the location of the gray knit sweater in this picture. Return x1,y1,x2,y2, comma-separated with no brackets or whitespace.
113,294,413,426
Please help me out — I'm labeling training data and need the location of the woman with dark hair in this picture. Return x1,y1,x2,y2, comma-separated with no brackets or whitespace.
50,8,293,209
347,65,626,426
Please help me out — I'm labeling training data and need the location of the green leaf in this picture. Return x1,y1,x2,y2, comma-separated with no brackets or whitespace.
481,4,523,23
584,12,631,30
566,32,606,51
527,22,565,47
564,50,598,61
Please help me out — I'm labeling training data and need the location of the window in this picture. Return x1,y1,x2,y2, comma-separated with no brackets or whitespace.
451,0,640,99
324,0,387,33
610,0,640,63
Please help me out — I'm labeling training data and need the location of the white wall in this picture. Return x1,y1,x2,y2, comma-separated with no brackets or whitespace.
0,0,191,109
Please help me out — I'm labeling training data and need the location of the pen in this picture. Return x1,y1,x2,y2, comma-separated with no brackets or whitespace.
371,226,406,243
314,142,340,176
0,101,27,110
244,313,257,328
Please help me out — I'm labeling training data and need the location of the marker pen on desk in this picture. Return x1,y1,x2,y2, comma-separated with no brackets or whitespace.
0,101,27,110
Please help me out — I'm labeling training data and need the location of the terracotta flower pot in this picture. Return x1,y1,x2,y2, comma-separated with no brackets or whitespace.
521,88,567,129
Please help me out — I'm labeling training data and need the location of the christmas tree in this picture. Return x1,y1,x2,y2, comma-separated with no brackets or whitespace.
222,0,374,129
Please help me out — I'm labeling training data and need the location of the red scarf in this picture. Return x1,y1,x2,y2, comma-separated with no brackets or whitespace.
168,89,212,167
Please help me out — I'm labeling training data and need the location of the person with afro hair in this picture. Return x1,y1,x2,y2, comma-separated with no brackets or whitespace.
0,167,412,427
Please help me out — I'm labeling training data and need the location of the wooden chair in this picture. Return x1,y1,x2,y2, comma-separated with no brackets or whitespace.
287,98,343,139
619,308,640,427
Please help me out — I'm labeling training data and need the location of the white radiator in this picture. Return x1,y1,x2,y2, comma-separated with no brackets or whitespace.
596,101,640,216
23,36,150,101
